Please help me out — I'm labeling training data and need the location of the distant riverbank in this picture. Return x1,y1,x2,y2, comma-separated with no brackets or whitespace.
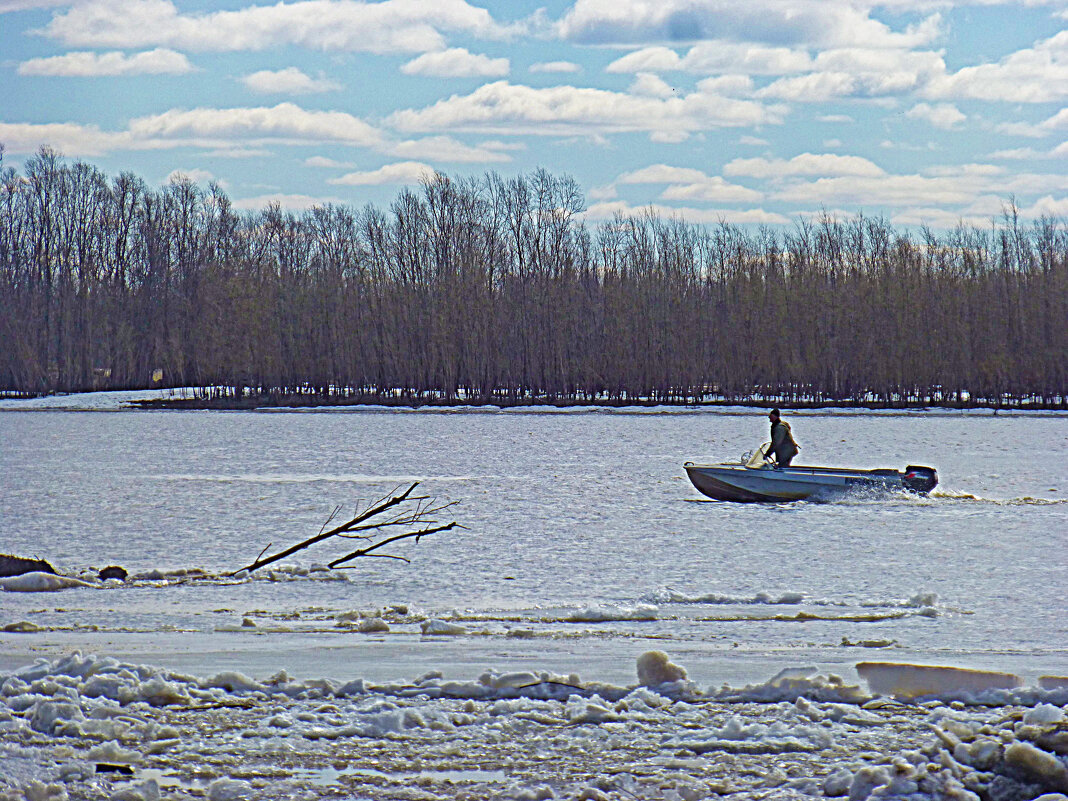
2,387,1065,413
126,390,1066,412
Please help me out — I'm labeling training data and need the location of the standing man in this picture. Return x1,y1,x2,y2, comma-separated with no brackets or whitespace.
766,408,799,467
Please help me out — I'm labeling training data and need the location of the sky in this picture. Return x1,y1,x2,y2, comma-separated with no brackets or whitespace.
1,0,1066,229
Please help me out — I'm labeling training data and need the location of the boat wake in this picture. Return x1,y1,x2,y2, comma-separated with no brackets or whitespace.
928,490,1066,506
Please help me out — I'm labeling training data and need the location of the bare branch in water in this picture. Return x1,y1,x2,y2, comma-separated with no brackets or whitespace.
328,521,464,568
229,482,462,575
316,506,342,537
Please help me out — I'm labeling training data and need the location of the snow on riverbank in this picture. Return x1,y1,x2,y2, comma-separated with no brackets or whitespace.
0,389,195,411
2,389,1062,416
1,651,1067,801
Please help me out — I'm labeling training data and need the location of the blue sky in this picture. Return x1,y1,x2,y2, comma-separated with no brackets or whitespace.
1,0,1065,228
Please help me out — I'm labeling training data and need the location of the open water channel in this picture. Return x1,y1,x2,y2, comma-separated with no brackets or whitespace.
1,399,1065,688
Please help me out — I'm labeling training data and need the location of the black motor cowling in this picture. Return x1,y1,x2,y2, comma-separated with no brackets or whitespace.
903,465,938,494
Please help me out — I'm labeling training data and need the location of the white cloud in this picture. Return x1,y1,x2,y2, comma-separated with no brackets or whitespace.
813,47,943,77
1,103,385,156
695,74,753,96
128,102,384,147
724,153,885,179
388,135,514,163
775,175,958,206
0,0,70,11
587,183,617,201
585,199,789,225
988,147,1043,160
529,61,581,73
996,108,1068,139
922,30,1068,103
557,0,941,50
42,0,510,54
757,48,945,101
629,72,676,98
649,130,690,143
240,67,342,95
679,41,812,75
880,138,935,152
304,156,355,168
605,47,681,74
772,167,1067,209
400,48,508,78
905,102,965,129
18,48,195,76
388,80,785,137
758,71,858,102
619,165,713,184
889,206,992,229
0,121,130,156
920,163,1003,178
328,161,436,185
744,33,1067,105
198,147,274,158
232,192,345,211
616,164,762,203
166,167,217,185
660,179,762,204
1023,194,1068,217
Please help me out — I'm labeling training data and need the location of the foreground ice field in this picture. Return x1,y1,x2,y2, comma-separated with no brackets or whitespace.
2,649,1067,801
2,393,1065,799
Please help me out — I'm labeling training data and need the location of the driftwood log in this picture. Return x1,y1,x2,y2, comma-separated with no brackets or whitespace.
98,565,128,581
0,553,56,578
229,482,462,576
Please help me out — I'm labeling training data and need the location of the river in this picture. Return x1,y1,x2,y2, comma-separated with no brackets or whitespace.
0,397,1065,688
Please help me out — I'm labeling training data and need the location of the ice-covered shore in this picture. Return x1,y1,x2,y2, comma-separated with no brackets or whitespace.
2,651,1067,801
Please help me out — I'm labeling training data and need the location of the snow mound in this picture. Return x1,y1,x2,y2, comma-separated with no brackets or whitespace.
673,714,834,755
714,667,871,704
636,651,687,687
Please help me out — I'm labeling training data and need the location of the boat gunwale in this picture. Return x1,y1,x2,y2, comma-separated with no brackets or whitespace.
684,462,905,478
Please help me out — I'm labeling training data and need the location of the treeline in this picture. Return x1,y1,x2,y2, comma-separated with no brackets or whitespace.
1,146,1065,407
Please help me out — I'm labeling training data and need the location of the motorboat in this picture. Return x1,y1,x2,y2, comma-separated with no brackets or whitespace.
684,444,937,502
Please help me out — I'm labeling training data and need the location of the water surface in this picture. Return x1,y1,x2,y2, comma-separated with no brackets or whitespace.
1,403,1064,686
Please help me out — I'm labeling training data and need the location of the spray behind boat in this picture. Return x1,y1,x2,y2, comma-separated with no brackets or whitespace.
902,465,938,494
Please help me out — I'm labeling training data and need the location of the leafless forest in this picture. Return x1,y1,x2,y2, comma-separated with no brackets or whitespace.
1,147,1065,407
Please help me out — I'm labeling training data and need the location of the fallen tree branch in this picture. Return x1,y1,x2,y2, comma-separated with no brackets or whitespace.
228,483,462,575
329,521,464,568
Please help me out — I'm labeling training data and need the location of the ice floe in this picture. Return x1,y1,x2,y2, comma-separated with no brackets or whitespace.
647,587,808,605
857,661,1023,701
0,572,96,592
565,603,659,622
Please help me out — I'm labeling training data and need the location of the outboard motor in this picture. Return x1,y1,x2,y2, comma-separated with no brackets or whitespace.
903,465,938,494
